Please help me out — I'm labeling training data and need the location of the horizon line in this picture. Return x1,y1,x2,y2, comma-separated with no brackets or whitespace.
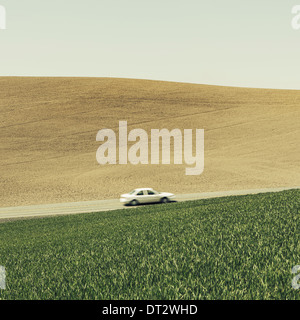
0,75,299,91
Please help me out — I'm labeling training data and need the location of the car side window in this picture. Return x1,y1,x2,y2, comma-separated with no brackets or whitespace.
147,190,155,195
137,191,144,196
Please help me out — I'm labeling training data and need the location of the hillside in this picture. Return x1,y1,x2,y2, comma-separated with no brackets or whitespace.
0,77,299,206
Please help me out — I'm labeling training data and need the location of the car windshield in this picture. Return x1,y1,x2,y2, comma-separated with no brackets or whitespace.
129,190,136,194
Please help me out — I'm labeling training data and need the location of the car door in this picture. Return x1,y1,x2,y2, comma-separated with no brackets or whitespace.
136,190,148,203
145,189,160,203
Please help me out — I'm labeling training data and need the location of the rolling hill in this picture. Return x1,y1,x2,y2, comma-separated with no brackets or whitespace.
0,77,299,207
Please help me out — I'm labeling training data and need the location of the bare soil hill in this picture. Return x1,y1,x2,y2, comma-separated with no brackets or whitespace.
0,77,299,207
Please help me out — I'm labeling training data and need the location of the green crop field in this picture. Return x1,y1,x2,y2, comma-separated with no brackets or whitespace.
0,190,299,300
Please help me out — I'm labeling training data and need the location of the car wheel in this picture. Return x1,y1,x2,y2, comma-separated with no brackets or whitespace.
130,199,139,206
161,197,169,204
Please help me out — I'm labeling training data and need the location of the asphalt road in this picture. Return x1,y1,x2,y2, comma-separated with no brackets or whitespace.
0,186,299,221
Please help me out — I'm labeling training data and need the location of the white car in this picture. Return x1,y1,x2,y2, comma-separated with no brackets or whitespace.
120,188,175,206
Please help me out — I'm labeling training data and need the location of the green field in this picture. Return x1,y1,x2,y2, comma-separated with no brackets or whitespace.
0,190,299,300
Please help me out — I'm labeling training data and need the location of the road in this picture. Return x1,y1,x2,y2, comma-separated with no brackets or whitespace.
0,186,299,221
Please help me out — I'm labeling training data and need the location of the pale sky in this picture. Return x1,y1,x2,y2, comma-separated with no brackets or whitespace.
0,0,300,89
